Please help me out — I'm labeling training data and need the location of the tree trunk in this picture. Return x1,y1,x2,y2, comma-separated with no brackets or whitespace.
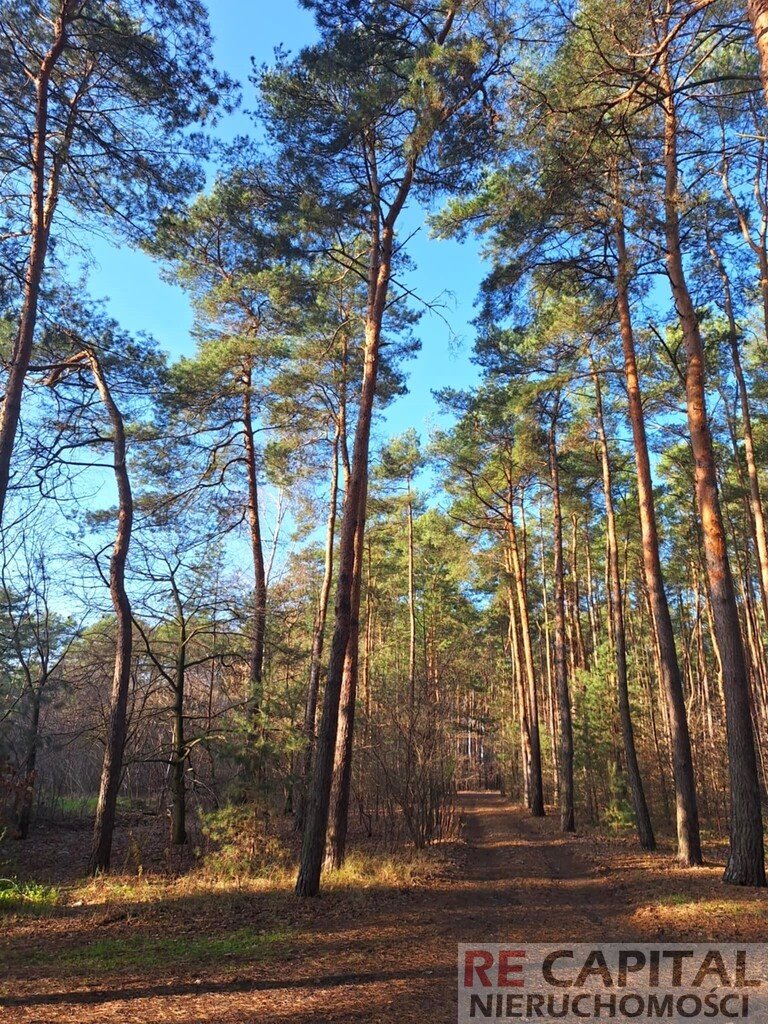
748,0,768,106
170,614,187,846
296,203,400,897
0,8,71,523
293,7,464,884
507,498,544,816
324,480,366,871
540,499,558,802
708,239,768,628
591,358,656,850
584,523,601,660
549,403,575,833
242,362,267,708
88,352,134,874
362,537,374,744
661,54,765,886
295,428,340,829
613,200,702,867
506,561,532,807
407,481,417,708
569,515,587,671
16,691,42,840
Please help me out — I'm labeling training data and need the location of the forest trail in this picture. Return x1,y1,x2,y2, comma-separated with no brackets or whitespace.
3,792,765,1024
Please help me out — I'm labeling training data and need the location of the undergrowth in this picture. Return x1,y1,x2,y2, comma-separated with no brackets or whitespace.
0,876,59,912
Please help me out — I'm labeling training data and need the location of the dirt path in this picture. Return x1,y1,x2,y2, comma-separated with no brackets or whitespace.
3,792,766,1024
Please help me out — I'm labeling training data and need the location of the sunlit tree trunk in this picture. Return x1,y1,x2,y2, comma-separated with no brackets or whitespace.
507,495,544,816
407,480,417,708
242,361,267,707
748,0,768,106
569,515,587,671
0,6,72,524
88,352,134,874
549,400,575,833
707,235,768,627
591,358,655,850
325,478,366,872
506,555,532,808
362,537,374,744
296,170,405,895
661,47,765,886
295,427,341,829
638,629,672,826
584,524,600,660
539,499,558,803
613,200,702,867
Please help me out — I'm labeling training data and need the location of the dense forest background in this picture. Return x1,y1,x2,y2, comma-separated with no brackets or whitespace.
3,0,768,899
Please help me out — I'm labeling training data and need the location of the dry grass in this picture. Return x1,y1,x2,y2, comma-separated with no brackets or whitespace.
57,845,448,913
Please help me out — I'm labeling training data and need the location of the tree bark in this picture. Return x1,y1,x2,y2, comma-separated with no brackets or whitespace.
748,0,768,107
242,361,267,707
89,352,134,874
569,514,587,671
295,193,402,896
170,592,187,846
584,523,601,660
295,427,340,829
591,358,656,850
362,537,374,744
407,481,417,708
707,236,768,628
661,52,765,886
294,6,456,896
16,692,42,840
324,480,366,871
507,497,544,816
506,560,532,808
613,201,702,867
539,498,558,803
549,403,575,833
0,5,73,523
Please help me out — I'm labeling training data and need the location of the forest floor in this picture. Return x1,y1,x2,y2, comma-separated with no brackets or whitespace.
2,792,767,1024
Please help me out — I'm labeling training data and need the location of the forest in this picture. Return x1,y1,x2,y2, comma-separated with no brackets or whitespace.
3,1,768,1022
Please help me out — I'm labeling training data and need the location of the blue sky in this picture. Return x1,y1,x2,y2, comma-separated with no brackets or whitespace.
83,0,484,450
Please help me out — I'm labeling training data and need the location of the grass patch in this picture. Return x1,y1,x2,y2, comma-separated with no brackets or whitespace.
52,795,133,818
49,927,286,973
0,877,59,912
67,845,446,905
659,894,766,914
659,893,694,907
70,875,166,905
199,847,445,892
320,849,444,890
